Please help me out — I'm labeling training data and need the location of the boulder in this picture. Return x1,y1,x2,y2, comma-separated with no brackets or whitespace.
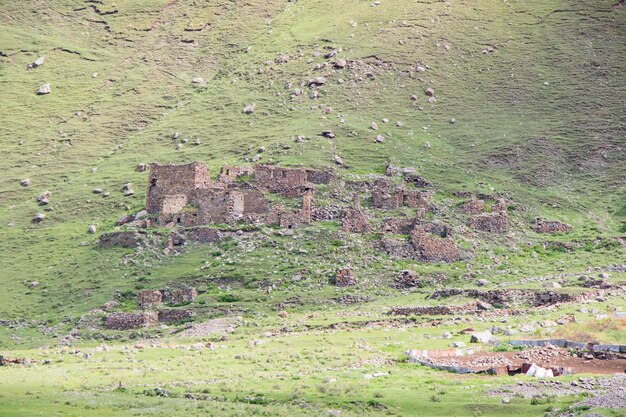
470,331,495,344
308,77,326,86
243,103,256,114
37,83,51,95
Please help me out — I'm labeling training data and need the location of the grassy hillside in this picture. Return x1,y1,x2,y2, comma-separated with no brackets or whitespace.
0,1,625,416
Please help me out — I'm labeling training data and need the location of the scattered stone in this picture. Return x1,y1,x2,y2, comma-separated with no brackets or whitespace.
278,311,288,319
374,135,385,143
543,282,561,289
450,341,466,348
334,59,347,69
393,270,420,289
308,77,326,86
443,332,452,339
33,56,45,68
470,331,495,344
93,188,102,194
477,279,490,287
520,324,535,333
88,225,97,234
33,213,45,223
243,103,256,114
371,121,378,130
449,117,456,124
321,130,335,138
20,179,31,187
191,77,204,84
425,87,435,97
122,183,134,196
29,281,39,288
501,397,510,404
36,83,51,95
37,190,51,205
333,155,344,165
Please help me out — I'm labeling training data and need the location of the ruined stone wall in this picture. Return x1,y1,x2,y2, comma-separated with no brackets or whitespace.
469,213,508,233
380,237,416,258
105,312,158,330
217,165,255,184
253,165,308,193
138,290,162,309
147,162,212,213
158,309,193,323
371,179,402,209
342,208,370,233
162,287,197,305
334,268,357,287
382,217,417,234
402,190,431,209
161,194,188,214
429,289,595,307
410,227,461,262
533,219,572,234
461,199,485,214
305,169,333,184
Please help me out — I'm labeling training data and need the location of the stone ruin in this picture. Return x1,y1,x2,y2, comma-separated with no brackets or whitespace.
469,200,509,233
410,225,461,262
533,218,572,234
105,312,158,330
371,178,432,210
138,287,198,308
333,267,357,287
392,270,421,289
341,193,370,233
137,290,162,309
146,162,327,229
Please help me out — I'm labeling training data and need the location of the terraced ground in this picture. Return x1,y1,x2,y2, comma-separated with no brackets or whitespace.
0,0,625,416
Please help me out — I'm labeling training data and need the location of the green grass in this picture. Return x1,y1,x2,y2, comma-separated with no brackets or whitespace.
0,0,625,415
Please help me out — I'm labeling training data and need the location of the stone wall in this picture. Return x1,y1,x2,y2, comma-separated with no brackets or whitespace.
104,312,158,330
334,268,357,287
162,287,197,305
306,168,333,184
253,165,308,194
392,270,421,289
217,164,254,184
461,199,484,214
410,226,461,262
533,218,572,234
429,288,596,307
469,212,508,233
158,309,194,323
341,194,370,233
138,290,162,309
147,162,212,213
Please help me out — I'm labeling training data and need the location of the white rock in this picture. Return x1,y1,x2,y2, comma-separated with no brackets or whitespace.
37,83,51,95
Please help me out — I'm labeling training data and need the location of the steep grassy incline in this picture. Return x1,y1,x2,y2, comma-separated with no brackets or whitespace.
0,0,624,334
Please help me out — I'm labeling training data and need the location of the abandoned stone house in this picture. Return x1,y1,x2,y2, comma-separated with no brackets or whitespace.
146,162,327,229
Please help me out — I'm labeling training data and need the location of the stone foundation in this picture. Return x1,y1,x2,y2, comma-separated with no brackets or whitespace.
105,312,158,330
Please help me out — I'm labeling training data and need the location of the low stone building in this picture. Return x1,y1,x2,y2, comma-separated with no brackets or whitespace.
145,162,315,228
